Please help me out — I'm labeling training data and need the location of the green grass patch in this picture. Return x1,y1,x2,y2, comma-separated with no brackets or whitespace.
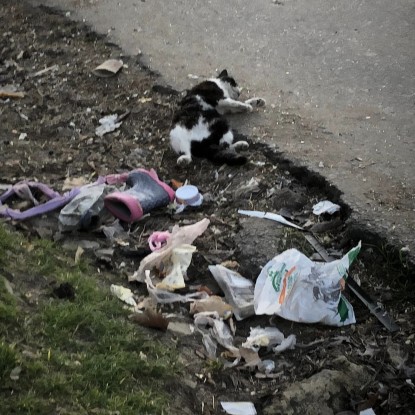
0,223,179,414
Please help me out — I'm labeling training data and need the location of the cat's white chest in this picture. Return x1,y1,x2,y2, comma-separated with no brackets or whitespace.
170,116,210,154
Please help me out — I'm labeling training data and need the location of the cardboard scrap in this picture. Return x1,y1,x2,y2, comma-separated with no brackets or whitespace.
92,59,123,77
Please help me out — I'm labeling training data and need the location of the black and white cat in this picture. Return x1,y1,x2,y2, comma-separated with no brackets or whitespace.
169,69,265,165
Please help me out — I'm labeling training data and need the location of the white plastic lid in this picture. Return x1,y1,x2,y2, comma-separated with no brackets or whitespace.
175,185,202,206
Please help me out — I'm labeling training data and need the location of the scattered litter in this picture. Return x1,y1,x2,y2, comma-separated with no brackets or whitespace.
145,273,208,304
32,64,59,77
312,200,341,215
220,401,257,415
156,244,197,291
359,409,376,415
18,133,27,141
242,326,284,351
190,296,233,319
201,331,218,358
175,184,203,213
208,265,255,320
175,184,203,206
59,183,113,231
95,114,123,137
234,178,260,198
254,243,361,326
257,359,275,374
148,231,171,251
274,334,296,353
238,209,303,230
194,312,239,357
239,347,261,368
129,309,169,331
0,86,25,99
92,59,123,77
101,220,128,242
167,321,195,336
110,284,137,307
130,218,210,282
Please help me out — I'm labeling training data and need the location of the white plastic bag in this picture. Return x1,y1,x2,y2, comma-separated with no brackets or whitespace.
193,311,239,357
254,242,361,326
220,401,257,415
110,284,137,307
242,326,284,351
156,244,196,291
208,265,255,320
312,200,341,215
130,218,209,282
145,273,208,304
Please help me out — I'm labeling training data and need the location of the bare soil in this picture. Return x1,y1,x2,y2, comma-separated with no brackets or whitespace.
1,1,414,414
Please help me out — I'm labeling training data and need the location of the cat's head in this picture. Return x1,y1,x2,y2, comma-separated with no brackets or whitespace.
217,69,241,99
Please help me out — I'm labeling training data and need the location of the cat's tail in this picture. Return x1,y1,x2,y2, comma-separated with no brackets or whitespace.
208,149,247,165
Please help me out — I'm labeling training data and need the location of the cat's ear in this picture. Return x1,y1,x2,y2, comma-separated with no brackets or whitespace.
218,69,228,78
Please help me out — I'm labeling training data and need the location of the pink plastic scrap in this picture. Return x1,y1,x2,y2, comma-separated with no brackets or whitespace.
148,231,171,251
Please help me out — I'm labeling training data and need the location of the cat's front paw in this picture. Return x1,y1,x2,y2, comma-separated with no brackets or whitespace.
232,140,249,151
245,97,266,108
177,155,192,166
245,103,254,112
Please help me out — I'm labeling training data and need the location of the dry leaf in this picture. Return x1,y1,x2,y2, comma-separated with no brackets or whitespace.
129,309,169,331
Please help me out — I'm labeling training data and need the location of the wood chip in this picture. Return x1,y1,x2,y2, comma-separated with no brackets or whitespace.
0,90,25,99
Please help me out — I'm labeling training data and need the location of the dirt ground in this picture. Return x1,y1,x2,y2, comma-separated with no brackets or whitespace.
1,1,414,414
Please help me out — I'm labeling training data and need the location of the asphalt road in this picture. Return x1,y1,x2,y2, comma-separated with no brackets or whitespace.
31,0,415,260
